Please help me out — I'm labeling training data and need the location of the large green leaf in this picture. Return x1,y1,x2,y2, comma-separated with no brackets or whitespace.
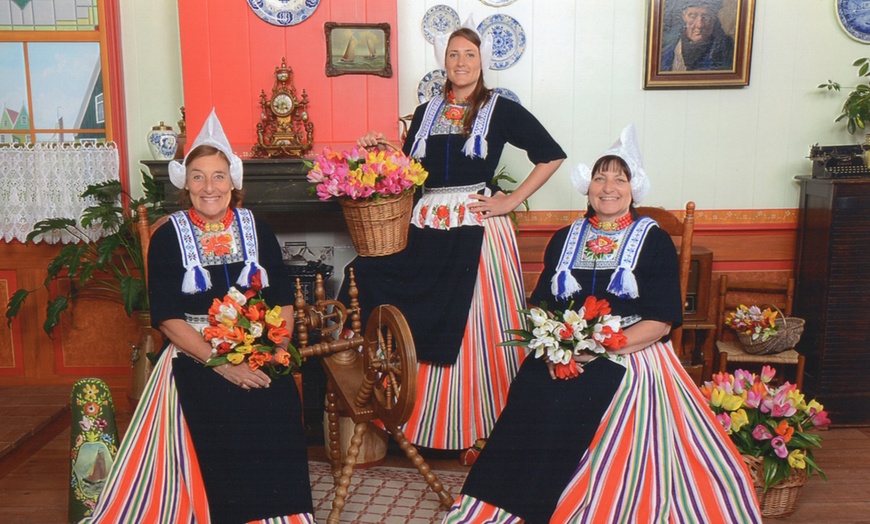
119,275,146,315
43,296,70,334
95,234,123,269
26,218,76,242
5,289,31,327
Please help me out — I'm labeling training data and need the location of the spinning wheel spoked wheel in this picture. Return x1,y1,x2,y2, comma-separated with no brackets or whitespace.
362,305,416,428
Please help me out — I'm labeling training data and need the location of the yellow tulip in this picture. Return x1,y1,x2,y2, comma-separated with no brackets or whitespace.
227,353,245,364
730,409,750,432
721,393,744,412
265,305,283,327
788,449,806,469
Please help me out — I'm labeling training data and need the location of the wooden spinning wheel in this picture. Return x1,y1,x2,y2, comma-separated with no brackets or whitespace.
294,270,454,524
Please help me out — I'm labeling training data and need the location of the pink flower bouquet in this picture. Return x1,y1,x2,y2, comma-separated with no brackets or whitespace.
305,146,428,201
701,366,830,490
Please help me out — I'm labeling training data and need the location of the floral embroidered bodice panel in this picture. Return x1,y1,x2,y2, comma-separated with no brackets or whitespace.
573,226,632,270
430,103,468,135
195,220,244,266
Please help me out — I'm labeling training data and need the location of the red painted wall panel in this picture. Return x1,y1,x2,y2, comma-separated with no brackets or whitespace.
178,0,399,155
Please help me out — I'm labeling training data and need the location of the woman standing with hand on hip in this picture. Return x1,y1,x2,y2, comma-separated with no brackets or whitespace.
347,18,566,453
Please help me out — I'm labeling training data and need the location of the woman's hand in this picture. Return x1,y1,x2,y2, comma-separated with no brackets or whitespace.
468,191,518,219
215,363,271,390
357,131,397,150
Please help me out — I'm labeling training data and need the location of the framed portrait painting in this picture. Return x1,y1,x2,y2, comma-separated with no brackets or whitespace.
325,22,392,78
644,0,756,89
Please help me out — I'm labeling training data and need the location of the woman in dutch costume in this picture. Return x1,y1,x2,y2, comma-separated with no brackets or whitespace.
442,124,763,523
83,110,314,524
349,19,566,452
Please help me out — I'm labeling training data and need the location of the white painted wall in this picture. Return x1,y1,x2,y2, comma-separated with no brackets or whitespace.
399,0,870,211
118,0,184,196
122,0,870,210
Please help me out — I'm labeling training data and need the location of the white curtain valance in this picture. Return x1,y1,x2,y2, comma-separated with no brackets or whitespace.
0,142,120,244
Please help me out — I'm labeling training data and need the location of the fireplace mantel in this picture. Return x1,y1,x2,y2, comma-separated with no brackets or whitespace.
142,159,340,214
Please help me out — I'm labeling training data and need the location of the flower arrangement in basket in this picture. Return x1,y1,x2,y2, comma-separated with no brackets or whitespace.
701,366,830,516
305,146,428,256
203,273,301,378
500,296,627,379
725,304,805,355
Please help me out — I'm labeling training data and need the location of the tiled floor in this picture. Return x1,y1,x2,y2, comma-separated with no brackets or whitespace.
0,386,70,462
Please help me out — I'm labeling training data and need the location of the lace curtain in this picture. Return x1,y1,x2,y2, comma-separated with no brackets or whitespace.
0,142,120,244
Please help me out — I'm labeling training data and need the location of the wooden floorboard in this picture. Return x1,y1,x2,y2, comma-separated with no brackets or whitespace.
0,410,868,523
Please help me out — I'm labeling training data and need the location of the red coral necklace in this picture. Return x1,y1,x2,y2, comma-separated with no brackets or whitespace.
189,208,234,232
589,213,633,232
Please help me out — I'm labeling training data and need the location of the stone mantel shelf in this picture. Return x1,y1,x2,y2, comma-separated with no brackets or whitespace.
142,159,340,214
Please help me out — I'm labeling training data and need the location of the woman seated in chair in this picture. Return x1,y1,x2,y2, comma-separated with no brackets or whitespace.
83,110,314,524
442,124,762,524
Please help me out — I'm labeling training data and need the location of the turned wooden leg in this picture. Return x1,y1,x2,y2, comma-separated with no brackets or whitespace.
325,382,342,479
327,421,367,524
386,424,455,509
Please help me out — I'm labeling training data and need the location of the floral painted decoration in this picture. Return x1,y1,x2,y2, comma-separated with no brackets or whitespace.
305,146,428,201
501,296,627,379
203,271,301,378
726,304,780,342
69,378,119,521
701,366,830,491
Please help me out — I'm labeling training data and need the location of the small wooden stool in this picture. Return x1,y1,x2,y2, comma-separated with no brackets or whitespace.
716,340,805,390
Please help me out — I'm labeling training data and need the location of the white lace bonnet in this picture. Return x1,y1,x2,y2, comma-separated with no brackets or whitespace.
168,108,243,190
570,123,650,204
434,15,494,73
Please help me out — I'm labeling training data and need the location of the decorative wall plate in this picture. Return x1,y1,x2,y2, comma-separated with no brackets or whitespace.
837,0,870,43
480,0,518,6
421,5,460,44
417,69,447,103
494,87,521,105
246,0,320,27
477,14,526,70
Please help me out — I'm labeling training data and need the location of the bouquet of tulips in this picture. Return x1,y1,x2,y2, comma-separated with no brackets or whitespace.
305,146,428,201
203,273,301,378
701,366,830,490
502,296,627,379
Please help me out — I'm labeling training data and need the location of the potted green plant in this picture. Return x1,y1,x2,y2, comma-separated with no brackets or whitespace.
819,58,870,135
5,171,166,334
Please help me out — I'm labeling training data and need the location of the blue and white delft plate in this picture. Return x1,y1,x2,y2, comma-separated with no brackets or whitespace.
480,0,517,6
837,0,870,43
417,69,447,103
246,0,320,27
494,87,521,105
422,5,460,45
478,14,526,70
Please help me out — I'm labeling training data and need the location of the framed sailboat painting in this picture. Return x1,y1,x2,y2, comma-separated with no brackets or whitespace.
325,22,392,77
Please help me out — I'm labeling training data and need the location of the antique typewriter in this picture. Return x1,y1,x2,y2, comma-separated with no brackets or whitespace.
808,143,870,178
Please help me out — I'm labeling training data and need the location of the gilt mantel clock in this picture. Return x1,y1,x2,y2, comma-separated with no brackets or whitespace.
251,57,314,158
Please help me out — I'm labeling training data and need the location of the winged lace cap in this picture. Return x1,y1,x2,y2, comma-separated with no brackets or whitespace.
570,123,650,204
434,15,493,73
168,108,243,190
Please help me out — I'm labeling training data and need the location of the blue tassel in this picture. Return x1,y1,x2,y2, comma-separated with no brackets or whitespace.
608,266,639,299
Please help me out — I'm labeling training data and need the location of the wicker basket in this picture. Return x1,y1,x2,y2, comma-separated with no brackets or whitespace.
736,305,805,355
743,454,808,518
339,191,414,257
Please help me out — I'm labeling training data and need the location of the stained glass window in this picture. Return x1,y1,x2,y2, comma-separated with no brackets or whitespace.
0,0,98,32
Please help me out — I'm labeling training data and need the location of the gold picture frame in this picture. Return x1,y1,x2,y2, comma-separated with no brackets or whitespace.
644,0,756,89
325,22,392,78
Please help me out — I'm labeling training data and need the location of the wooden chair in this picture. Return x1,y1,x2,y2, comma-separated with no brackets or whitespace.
635,201,696,374
714,275,805,389
136,204,169,287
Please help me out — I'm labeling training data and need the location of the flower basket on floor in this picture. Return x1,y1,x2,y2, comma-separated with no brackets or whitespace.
743,454,807,518
702,367,830,517
726,304,805,355
306,145,427,257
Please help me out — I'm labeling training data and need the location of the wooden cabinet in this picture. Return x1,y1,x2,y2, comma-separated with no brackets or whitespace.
793,175,870,426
